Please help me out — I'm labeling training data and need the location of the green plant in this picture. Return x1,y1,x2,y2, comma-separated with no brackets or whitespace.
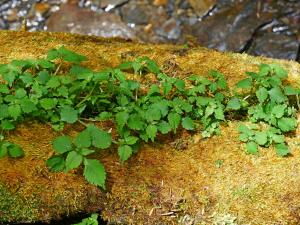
73,213,98,225
0,47,298,189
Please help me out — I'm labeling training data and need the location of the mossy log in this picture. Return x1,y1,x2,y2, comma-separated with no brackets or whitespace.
0,30,300,224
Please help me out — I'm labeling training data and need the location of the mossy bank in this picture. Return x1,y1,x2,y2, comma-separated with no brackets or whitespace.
0,30,300,224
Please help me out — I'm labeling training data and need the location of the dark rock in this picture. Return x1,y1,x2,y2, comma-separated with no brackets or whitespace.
120,2,152,25
97,0,128,11
155,18,182,42
190,0,278,52
248,33,299,60
188,0,216,17
46,2,136,40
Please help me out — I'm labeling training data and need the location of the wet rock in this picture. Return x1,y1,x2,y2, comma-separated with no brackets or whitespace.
46,2,136,40
120,2,152,25
190,0,278,52
248,33,299,60
34,3,51,17
97,0,128,11
188,0,216,17
155,18,182,42
153,0,168,6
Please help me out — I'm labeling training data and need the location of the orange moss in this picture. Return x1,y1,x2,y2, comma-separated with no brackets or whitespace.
0,30,300,224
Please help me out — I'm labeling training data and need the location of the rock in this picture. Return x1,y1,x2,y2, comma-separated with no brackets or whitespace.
248,33,299,60
98,0,129,11
34,3,51,17
190,0,278,52
188,0,216,16
153,0,168,6
46,2,136,40
155,18,182,42
120,2,152,25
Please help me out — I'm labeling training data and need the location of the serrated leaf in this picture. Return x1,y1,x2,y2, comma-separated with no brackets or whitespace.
8,104,21,120
52,135,73,154
65,151,83,171
254,131,268,146
75,130,91,148
269,64,287,79
8,144,24,158
226,97,241,110
269,86,287,103
115,111,129,129
272,134,285,143
60,106,78,123
128,114,144,130
182,117,194,130
118,145,133,163
246,141,258,155
275,143,290,157
40,98,58,110
146,125,157,142
145,108,161,122
83,159,106,189
157,121,172,134
1,120,15,130
124,136,139,145
277,117,297,132
256,87,268,103
168,112,181,133
87,125,112,149
236,78,252,89
271,104,286,118
0,84,9,94
46,155,65,172
20,99,37,113
284,86,300,95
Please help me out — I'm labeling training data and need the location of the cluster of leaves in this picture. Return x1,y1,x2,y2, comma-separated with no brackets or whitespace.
73,213,99,225
0,46,298,189
228,64,300,155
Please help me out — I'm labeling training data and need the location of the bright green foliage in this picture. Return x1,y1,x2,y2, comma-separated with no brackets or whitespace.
73,213,98,225
234,63,299,156
0,47,298,189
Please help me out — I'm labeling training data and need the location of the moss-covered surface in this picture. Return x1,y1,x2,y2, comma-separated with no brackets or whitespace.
0,30,300,224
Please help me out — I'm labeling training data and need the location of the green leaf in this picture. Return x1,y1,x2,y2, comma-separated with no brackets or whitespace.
157,121,172,134
20,99,37,113
0,84,9,94
115,111,129,129
246,141,258,155
146,125,157,142
168,112,181,133
182,117,194,130
60,106,78,123
52,135,73,154
269,64,288,79
73,213,99,225
284,86,300,95
123,136,139,145
275,143,290,157
128,114,144,130
256,87,268,103
268,87,287,103
0,142,9,158
48,46,87,63
271,104,286,118
277,117,297,132
118,145,133,163
83,159,106,189
87,125,112,149
8,104,21,120
236,78,252,89
40,98,58,110
226,97,241,110
65,151,83,171
75,130,91,148
272,134,285,144
1,120,15,130
8,144,24,158
254,131,268,146
145,108,161,122
46,155,65,172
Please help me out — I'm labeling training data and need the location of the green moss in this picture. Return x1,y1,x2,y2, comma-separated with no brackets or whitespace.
0,183,39,223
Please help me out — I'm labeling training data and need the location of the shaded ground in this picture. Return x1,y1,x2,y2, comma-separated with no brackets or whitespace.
0,30,300,224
